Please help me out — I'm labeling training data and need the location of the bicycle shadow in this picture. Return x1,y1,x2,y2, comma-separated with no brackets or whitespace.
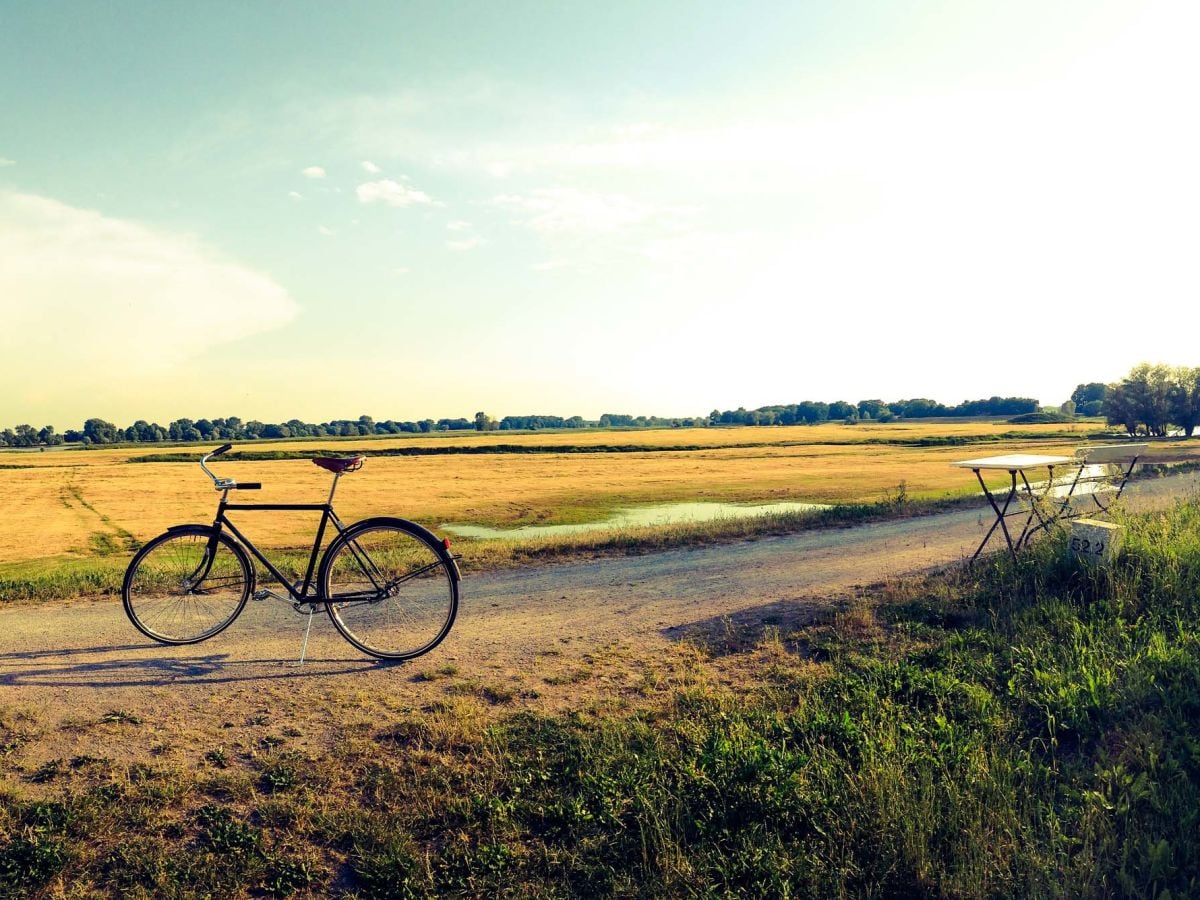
0,646,396,688
0,643,149,661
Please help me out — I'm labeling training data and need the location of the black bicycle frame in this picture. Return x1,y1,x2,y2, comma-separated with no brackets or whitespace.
213,499,347,602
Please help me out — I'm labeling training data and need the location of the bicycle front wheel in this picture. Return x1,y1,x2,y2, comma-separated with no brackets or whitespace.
320,518,459,660
122,527,252,645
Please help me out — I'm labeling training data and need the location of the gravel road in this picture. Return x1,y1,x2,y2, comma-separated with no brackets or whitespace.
1,471,1195,764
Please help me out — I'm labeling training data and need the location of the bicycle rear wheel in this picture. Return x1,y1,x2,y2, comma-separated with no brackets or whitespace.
320,518,459,660
123,527,252,644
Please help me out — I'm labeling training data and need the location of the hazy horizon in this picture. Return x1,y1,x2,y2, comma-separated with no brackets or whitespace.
8,387,1061,435
2,1,1196,427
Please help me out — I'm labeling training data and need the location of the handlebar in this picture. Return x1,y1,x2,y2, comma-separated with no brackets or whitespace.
200,444,260,492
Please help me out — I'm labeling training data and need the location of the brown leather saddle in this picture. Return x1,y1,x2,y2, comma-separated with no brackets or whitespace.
312,455,365,474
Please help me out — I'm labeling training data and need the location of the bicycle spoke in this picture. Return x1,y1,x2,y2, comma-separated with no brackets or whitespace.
124,531,249,644
323,523,456,659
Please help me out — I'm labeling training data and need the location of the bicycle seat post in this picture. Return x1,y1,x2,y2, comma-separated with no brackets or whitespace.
327,471,342,505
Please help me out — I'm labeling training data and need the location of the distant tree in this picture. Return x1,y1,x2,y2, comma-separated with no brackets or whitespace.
168,418,196,441
1122,363,1173,436
828,401,857,420
1059,400,1076,416
82,418,118,444
1071,382,1108,407
1105,363,1180,436
1104,382,1140,436
794,401,829,424
898,398,946,418
599,414,636,427
1168,367,1200,437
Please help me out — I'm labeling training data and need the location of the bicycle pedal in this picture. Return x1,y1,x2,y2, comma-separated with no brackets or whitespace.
253,590,272,601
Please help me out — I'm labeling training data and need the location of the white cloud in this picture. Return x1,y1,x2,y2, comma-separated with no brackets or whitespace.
0,191,297,386
301,165,326,179
531,259,570,271
0,157,14,167
446,236,484,251
393,266,411,274
317,225,335,236
446,220,471,231
356,178,434,207
288,190,302,200
361,160,381,174
492,187,657,234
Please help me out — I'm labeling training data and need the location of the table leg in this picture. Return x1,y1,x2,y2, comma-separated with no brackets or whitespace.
972,468,1019,560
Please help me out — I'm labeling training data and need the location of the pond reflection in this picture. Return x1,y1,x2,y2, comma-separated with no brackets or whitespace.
442,500,832,541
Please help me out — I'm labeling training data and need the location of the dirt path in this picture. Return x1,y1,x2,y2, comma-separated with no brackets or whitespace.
2,472,1196,768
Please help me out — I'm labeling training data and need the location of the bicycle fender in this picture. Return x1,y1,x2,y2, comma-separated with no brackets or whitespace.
331,516,462,583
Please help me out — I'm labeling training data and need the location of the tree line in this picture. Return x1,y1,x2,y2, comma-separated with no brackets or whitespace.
472,413,707,431
707,396,1039,426
0,416,477,448
2,367,1195,449
0,412,704,447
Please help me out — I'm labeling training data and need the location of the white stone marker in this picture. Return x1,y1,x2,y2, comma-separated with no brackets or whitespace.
1069,518,1123,565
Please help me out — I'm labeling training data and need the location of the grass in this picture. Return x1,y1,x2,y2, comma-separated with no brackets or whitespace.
4,500,1200,895
4,421,1145,567
8,421,1197,574
0,491,957,603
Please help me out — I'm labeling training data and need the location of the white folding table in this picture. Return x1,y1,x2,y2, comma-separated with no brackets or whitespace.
953,454,1076,560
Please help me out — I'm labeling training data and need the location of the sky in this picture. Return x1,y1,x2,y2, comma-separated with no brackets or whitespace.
1,0,1197,428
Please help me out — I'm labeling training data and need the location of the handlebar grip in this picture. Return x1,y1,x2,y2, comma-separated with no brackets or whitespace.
212,443,233,457
235,482,261,490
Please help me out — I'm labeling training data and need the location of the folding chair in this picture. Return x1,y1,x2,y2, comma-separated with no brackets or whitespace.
1056,443,1148,519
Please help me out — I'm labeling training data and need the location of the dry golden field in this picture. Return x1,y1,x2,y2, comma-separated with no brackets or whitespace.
0,421,1138,568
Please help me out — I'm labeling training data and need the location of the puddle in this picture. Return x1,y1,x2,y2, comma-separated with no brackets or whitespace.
442,500,832,541
994,465,1116,498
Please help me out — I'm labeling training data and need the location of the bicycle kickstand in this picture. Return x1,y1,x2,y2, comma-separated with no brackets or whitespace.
292,607,316,667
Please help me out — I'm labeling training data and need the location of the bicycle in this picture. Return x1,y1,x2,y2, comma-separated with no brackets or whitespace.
121,444,461,661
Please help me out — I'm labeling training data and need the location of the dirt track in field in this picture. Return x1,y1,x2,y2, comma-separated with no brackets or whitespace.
1,471,1197,771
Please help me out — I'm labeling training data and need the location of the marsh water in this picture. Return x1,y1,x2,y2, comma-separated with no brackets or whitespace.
442,465,1122,541
442,500,832,541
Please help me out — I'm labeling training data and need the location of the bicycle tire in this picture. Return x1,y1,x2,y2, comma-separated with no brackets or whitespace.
122,526,253,645
319,517,459,660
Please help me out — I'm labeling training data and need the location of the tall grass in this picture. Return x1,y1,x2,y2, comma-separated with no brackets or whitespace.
0,492,952,603
3,502,1199,896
